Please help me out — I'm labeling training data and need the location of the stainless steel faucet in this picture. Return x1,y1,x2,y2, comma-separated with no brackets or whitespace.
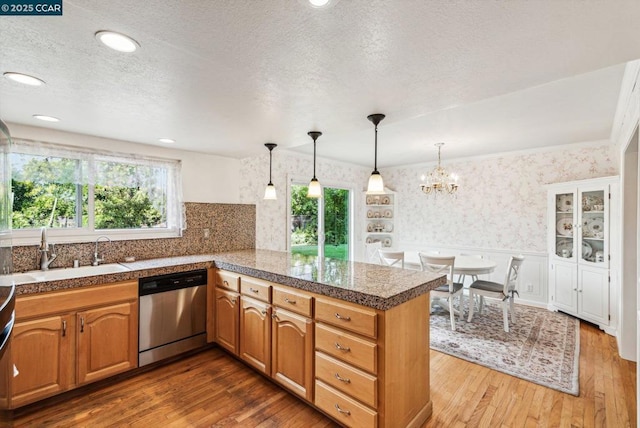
92,236,111,266
39,227,57,271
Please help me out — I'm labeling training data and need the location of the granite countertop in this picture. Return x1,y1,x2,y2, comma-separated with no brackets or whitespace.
212,249,445,310
11,249,445,310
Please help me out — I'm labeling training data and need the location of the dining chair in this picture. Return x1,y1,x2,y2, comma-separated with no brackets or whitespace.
365,242,383,264
418,253,464,331
378,249,405,268
467,255,525,332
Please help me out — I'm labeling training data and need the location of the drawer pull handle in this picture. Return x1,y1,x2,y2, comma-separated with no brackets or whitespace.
250,287,259,293
284,297,297,304
62,320,67,337
271,313,280,321
223,280,229,286
334,342,351,352
335,313,351,321
80,317,85,333
334,373,351,383
261,309,267,315
334,404,351,416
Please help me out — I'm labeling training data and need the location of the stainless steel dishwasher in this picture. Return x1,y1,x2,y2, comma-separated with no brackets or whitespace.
138,269,207,367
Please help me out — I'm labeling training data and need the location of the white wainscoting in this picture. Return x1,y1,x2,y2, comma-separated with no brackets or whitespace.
397,242,549,307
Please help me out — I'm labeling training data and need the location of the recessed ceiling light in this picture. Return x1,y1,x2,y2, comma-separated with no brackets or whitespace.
33,114,60,122
158,138,175,144
95,31,139,53
3,72,45,86
308,0,339,7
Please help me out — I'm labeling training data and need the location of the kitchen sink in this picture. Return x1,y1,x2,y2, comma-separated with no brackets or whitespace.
8,263,131,284
0,273,38,286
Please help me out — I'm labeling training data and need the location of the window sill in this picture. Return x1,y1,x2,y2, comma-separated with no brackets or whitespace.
10,228,183,246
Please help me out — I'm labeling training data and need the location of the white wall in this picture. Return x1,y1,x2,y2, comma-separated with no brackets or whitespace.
6,123,241,203
611,60,640,364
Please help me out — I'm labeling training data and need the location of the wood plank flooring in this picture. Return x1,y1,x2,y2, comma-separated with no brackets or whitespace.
1,323,635,427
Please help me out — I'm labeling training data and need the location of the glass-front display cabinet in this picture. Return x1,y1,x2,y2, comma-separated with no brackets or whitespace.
548,177,618,329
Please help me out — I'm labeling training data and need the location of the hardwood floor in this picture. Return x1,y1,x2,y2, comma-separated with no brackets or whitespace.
1,323,635,427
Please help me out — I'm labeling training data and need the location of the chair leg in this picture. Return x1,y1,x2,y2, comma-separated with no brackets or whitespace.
479,296,485,314
510,296,516,324
458,293,464,322
503,301,509,332
448,298,456,331
467,291,475,322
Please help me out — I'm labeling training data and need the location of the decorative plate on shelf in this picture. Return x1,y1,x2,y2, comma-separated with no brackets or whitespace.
367,223,373,232
367,210,373,218
585,217,604,238
556,218,573,236
556,239,573,258
366,195,373,205
385,223,393,232
383,237,392,247
381,196,390,205
556,195,573,212
384,209,392,218
582,241,593,259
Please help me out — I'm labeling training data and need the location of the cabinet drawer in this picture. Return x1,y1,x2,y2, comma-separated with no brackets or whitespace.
315,352,377,409
315,298,377,339
241,276,271,303
272,286,312,317
215,270,240,292
315,380,377,428
315,324,377,374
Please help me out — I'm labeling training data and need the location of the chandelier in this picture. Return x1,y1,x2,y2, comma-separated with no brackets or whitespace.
419,143,459,196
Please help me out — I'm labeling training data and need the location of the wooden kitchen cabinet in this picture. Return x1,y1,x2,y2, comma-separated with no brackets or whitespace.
239,296,271,374
271,306,314,401
2,314,73,408
0,281,138,409
214,288,240,355
77,301,138,385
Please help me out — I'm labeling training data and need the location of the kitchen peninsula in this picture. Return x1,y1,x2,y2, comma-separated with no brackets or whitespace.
2,249,444,428
210,249,444,428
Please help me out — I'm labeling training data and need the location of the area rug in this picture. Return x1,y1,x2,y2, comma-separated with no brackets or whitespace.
429,301,580,395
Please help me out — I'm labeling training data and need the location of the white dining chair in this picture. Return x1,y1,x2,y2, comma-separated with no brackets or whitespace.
365,242,383,264
418,253,464,331
467,255,525,332
378,250,405,268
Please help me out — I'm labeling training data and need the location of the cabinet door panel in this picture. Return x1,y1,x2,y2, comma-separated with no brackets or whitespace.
239,297,271,374
10,315,72,407
215,288,239,355
551,262,577,313
578,267,609,325
271,308,313,401
77,301,138,385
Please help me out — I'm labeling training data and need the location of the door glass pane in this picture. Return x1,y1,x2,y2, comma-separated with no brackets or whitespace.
323,187,349,261
581,190,605,264
290,184,318,258
555,192,574,259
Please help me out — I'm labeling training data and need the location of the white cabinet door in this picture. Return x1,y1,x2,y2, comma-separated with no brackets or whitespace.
578,266,609,325
551,262,578,313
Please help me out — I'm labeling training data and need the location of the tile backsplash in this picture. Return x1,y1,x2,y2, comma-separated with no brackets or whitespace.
12,203,256,272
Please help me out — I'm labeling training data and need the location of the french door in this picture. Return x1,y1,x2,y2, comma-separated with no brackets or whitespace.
289,181,352,260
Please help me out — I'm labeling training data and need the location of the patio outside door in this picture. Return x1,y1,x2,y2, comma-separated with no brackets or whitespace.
289,182,350,260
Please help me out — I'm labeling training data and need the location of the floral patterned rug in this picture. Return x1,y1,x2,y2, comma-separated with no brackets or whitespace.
429,301,580,395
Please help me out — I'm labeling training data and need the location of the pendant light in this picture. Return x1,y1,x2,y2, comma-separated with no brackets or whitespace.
307,131,322,198
264,143,277,200
366,113,386,194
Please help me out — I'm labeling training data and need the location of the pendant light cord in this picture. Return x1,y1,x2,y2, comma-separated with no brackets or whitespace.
373,123,379,173
313,139,317,179
269,149,273,184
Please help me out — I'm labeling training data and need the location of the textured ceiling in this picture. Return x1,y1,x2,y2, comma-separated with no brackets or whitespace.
0,0,639,167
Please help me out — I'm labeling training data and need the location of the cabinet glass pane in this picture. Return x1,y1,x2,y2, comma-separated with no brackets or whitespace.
555,193,574,260
580,190,605,264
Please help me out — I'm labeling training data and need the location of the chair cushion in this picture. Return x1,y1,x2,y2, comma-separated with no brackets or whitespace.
434,282,464,293
469,280,503,293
